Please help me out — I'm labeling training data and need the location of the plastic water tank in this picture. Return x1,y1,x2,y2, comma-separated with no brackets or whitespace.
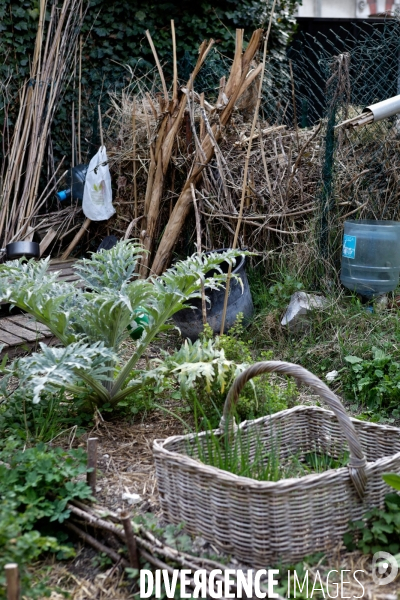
341,220,400,296
56,163,88,203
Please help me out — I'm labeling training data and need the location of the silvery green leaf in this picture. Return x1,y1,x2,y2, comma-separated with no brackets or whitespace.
75,240,145,290
12,342,117,403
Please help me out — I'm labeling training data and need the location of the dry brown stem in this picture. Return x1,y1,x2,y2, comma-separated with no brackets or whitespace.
150,28,263,275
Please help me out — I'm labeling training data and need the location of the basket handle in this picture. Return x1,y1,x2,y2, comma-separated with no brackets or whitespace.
221,361,367,498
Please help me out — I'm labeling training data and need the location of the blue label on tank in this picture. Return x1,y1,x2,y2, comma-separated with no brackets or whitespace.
342,234,356,259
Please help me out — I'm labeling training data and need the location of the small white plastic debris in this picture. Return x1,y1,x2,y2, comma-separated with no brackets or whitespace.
95,485,102,493
102,454,109,459
375,294,388,312
121,492,142,505
326,370,339,382
281,292,328,333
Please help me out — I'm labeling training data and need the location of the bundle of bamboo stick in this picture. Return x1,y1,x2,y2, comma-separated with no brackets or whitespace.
0,0,84,246
138,26,263,276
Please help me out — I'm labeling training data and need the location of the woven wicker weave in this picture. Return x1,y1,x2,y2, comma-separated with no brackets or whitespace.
153,361,400,565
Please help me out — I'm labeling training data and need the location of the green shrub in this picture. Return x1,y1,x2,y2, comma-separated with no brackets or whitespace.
247,268,304,312
0,439,93,597
267,274,304,309
343,347,400,416
217,316,297,421
141,315,297,428
344,473,400,556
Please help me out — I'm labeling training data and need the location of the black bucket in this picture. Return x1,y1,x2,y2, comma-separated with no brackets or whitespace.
172,249,254,340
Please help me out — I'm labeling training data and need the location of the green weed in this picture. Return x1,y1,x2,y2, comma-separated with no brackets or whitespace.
0,438,93,597
0,388,92,443
343,347,400,417
187,397,349,483
344,493,400,555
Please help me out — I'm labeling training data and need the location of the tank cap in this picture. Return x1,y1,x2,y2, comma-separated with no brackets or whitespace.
56,189,69,201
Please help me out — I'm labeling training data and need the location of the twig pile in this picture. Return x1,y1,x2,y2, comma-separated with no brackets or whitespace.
0,0,84,247
106,27,265,274
106,31,324,273
65,498,286,600
199,121,322,253
334,118,400,222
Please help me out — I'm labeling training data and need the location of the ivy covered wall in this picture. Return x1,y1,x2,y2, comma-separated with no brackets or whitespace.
0,0,299,161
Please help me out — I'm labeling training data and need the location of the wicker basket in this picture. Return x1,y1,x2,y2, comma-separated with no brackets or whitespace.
153,361,400,565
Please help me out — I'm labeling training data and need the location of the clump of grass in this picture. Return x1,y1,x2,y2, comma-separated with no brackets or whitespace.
189,426,349,482
247,266,400,382
187,398,349,482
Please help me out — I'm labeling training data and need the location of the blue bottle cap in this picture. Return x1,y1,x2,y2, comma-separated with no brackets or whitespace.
56,189,69,201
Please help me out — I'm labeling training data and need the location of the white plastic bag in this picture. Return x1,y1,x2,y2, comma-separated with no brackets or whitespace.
82,146,115,221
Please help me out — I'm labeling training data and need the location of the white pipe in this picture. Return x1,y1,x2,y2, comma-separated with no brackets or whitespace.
363,94,400,122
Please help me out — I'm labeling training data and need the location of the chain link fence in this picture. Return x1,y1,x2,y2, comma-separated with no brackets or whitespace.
259,17,400,285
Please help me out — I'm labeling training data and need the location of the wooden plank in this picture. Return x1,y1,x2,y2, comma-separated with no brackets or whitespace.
48,265,77,273
0,336,58,359
55,268,76,277
23,226,35,242
0,318,42,342
7,315,51,334
0,329,26,346
58,274,81,282
39,228,57,256
48,258,77,269
48,258,81,284
54,266,75,274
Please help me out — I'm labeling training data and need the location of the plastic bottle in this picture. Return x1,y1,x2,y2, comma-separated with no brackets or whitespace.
341,219,400,296
56,163,88,203
127,307,150,340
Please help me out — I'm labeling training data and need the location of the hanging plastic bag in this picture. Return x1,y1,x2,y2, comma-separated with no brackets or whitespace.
82,146,115,221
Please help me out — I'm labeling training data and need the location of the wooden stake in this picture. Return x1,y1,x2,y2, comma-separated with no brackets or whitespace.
77,5,83,163
258,121,273,199
138,40,215,277
171,20,178,104
86,437,98,495
132,96,138,220
191,184,207,325
120,511,140,568
145,30,169,103
289,59,299,151
0,0,84,245
61,217,91,260
199,93,205,141
219,2,277,335
71,101,75,167
150,29,263,276
98,104,104,148
5,563,20,600
39,227,57,256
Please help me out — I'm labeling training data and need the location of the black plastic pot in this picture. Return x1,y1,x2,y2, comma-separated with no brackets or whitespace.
5,242,40,260
172,249,254,340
